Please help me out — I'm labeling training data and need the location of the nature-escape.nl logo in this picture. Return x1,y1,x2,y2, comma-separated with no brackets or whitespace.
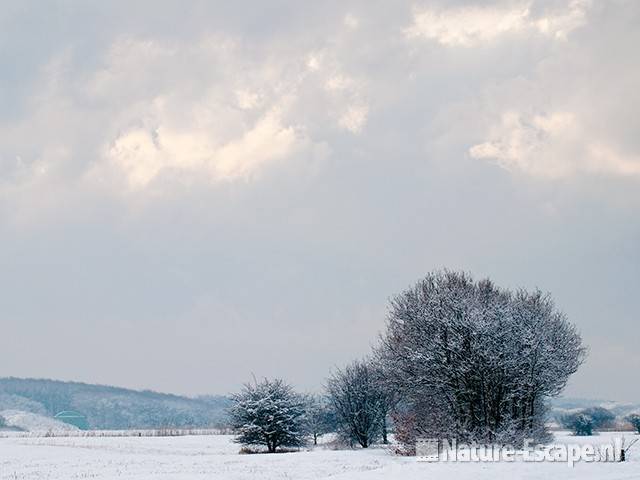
416,437,636,467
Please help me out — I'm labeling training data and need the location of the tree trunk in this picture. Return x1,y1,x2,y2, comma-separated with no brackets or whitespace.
382,416,388,444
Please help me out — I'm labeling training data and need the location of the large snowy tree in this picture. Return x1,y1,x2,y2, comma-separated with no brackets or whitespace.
377,270,586,445
230,378,307,453
327,360,386,448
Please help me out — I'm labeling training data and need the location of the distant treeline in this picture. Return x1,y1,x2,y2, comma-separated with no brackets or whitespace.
0,377,231,430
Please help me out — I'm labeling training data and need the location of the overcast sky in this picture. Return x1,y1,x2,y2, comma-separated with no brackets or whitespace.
1,0,638,401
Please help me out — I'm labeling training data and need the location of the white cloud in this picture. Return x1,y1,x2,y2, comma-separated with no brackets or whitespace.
235,90,262,110
586,143,640,177
405,1,590,46
325,74,355,92
304,47,370,134
406,5,530,46
339,105,369,134
213,109,303,180
106,129,162,188
343,13,360,30
535,0,591,39
0,0,635,209
470,111,640,178
91,34,373,190
105,106,306,189
306,53,323,72
80,36,313,189
1,9,382,207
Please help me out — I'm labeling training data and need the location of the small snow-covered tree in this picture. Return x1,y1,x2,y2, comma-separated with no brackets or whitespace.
626,414,640,434
561,407,614,435
562,412,594,436
304,395,335,445
581,407,615,430
230,378,307,453
327,360,386,448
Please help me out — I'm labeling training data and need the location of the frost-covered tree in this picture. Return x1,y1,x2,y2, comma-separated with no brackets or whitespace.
581,407,615,430
327,360,386,448
560,407,614,435
230,378,307,453
626,414,640,434
561,412,594,436
370,361,397,445
376,270,586,445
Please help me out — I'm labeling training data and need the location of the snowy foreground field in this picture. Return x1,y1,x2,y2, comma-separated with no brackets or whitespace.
1,432,639,480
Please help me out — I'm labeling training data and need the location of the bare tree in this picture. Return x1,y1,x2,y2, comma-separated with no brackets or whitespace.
370,361,398,444
327,360,386,448
304,395,335,445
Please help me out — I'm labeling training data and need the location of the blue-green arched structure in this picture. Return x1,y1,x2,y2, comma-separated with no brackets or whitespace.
54,411,89,430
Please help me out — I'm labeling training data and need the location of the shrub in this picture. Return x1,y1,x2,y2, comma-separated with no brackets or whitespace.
625,414,640,434
230,378,307,453
561,412,594,436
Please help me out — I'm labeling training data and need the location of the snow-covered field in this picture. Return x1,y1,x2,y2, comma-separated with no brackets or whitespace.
0,410,78,433
1,432,639,479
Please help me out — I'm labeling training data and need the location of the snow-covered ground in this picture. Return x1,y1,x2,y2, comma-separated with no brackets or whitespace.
0,410,78,433
1,432,638,479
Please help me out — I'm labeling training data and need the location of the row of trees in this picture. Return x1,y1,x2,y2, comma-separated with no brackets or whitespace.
229,366,386,452
229,270,587,452
560,407,616,435
560,407,640,436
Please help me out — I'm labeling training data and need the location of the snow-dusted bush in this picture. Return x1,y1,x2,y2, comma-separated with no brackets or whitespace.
560,407,615,435
230,378,307,453
582,407,615,430
327,360,386,448
561,412,594,436
377,270,586,446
